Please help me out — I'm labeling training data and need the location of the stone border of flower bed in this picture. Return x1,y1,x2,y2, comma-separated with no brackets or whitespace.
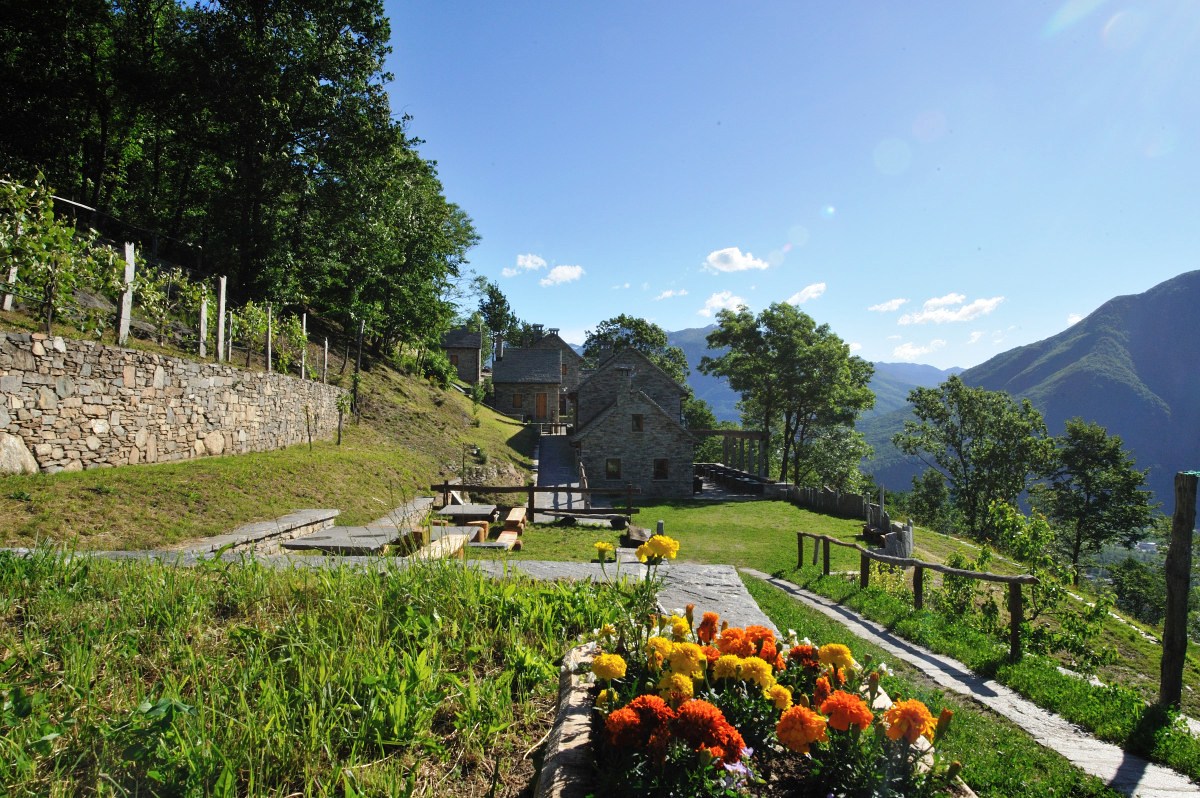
533,643,977,798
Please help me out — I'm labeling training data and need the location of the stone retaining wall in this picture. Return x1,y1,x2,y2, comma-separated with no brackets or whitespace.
0,331,345,474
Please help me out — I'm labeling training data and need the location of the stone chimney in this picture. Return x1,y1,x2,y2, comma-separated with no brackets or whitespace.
532,323,544,340
495,334,505,361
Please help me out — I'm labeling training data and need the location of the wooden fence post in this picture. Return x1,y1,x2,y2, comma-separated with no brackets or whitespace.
812,537,819,567
860,551,870,589
822,538,831,576
1160,471,1198,708
116,242,135,346
198,294,208,357
322,337,328,384
2,261,15,311
266,306,273,372
797,533,804,568
301,312,307,378
1008,582,1024,662
527,487,536,517
216,276,226,362
913,566,924,610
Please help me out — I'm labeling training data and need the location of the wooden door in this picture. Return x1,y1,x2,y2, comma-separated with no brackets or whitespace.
535,392,547,419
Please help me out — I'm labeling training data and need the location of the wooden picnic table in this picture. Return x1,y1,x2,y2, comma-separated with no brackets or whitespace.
437,504,499,524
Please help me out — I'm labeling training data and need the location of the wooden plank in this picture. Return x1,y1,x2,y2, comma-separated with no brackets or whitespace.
410,533,468,561
796,532,1038,585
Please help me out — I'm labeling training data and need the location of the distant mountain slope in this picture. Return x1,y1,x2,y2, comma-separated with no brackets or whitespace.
863,270,1200,504
866,362,963,419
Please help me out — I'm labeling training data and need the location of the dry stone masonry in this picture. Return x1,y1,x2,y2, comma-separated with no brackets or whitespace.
0,331,345,474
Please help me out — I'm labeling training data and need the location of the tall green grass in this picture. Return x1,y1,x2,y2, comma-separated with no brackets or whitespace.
0,549,634,797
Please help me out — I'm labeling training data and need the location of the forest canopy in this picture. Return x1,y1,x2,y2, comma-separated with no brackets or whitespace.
0,0,477,352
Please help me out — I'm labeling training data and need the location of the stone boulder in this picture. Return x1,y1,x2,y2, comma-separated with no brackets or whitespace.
0,432,39,475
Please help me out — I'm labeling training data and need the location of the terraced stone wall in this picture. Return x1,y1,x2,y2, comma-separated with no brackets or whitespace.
0,331,345,474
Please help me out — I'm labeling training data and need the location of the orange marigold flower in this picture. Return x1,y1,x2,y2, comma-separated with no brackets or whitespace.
606,694,675,750
820,690,873,732
758,638,778,663
774,654,787,671
701,645,722,666
788,643,820,669
814,676,832,707
673,700,746,764
717,627,756,658
697,612,720,644
776,705,828,754
884,699,937,744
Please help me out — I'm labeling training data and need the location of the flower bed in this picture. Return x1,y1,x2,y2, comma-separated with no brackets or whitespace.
538,536,974,797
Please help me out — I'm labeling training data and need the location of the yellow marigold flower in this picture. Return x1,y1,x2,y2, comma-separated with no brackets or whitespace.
777,705,828,754
883,699,937,744
739,656,776,689
713,654,744,680
669,615,691,641
592,653,627,681
667,642,706,678
637,534,680,562
645,636,673,670
657,671,694,704
818,643,858,671
767,683,793,711
596,688,616,708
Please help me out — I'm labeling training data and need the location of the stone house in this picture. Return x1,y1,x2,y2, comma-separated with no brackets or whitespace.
441,326,482,385
490,348,562,423
571,348,695,499
527,328,584,418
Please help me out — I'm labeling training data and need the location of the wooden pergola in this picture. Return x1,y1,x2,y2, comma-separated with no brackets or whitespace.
689,428,770,479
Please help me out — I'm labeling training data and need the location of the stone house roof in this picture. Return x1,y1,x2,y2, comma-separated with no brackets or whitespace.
571,389,696,445
491,349,562,384
442,326,482,349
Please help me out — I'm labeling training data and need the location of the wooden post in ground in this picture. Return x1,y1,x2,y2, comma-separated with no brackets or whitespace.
322,337,328,383
527,486,536,517
812,537,819,567
797,532,804,568
1160,471,1198,708
860,551,870,588
301,312,307,377
822,538,831,576
266,306,273,372
216,276,226,362
913,566,925,610
116,242,135,346
1008,582,1024,662
2,259,16,311
198,294,208,358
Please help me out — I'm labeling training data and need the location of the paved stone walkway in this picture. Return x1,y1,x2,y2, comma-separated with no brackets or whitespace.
741,568,1199,798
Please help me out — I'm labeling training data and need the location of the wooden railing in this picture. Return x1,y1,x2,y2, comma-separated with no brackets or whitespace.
796,531,1038,661
431,482,640,518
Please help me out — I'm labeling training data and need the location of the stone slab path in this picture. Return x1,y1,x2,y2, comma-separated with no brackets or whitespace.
741,568,1199,798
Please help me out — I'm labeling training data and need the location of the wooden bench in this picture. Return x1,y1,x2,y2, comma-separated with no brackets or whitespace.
409,533,469,561
465,520,489,542
504,506,527,534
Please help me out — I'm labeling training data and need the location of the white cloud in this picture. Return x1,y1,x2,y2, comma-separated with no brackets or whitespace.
868,298,908,312
893,339,947,360
654,289,689,301
539,265,585,286
898,294,1004,325
612,282,631,290
849,342,862,353
1067,312,1083,325
786,282,826,305
504,253,548,278
703,247,770,273
968,331,984,344
698,290,747,317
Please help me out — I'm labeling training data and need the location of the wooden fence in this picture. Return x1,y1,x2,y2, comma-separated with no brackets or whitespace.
796,531,1038,662
786,485,890,530
432,481,640,519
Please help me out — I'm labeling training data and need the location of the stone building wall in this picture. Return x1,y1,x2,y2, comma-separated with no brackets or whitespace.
575,392,694,499
577,350,685,429
445,346,481,384
491,380,560,423
0,331,345,474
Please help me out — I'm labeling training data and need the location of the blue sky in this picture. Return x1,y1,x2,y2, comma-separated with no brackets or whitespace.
382,1,1200,369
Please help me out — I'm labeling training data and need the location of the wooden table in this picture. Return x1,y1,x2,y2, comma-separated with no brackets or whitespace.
437,504,499,524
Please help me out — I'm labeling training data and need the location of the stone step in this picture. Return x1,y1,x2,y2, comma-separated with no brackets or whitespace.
281,525,411,556
184,509,340,554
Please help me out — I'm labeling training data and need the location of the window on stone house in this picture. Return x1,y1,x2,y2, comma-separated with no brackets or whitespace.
632,414,644,432
561,364,568,378
450,353,459,366
606,458,621,479
653,459,669,480
512,393,524,409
